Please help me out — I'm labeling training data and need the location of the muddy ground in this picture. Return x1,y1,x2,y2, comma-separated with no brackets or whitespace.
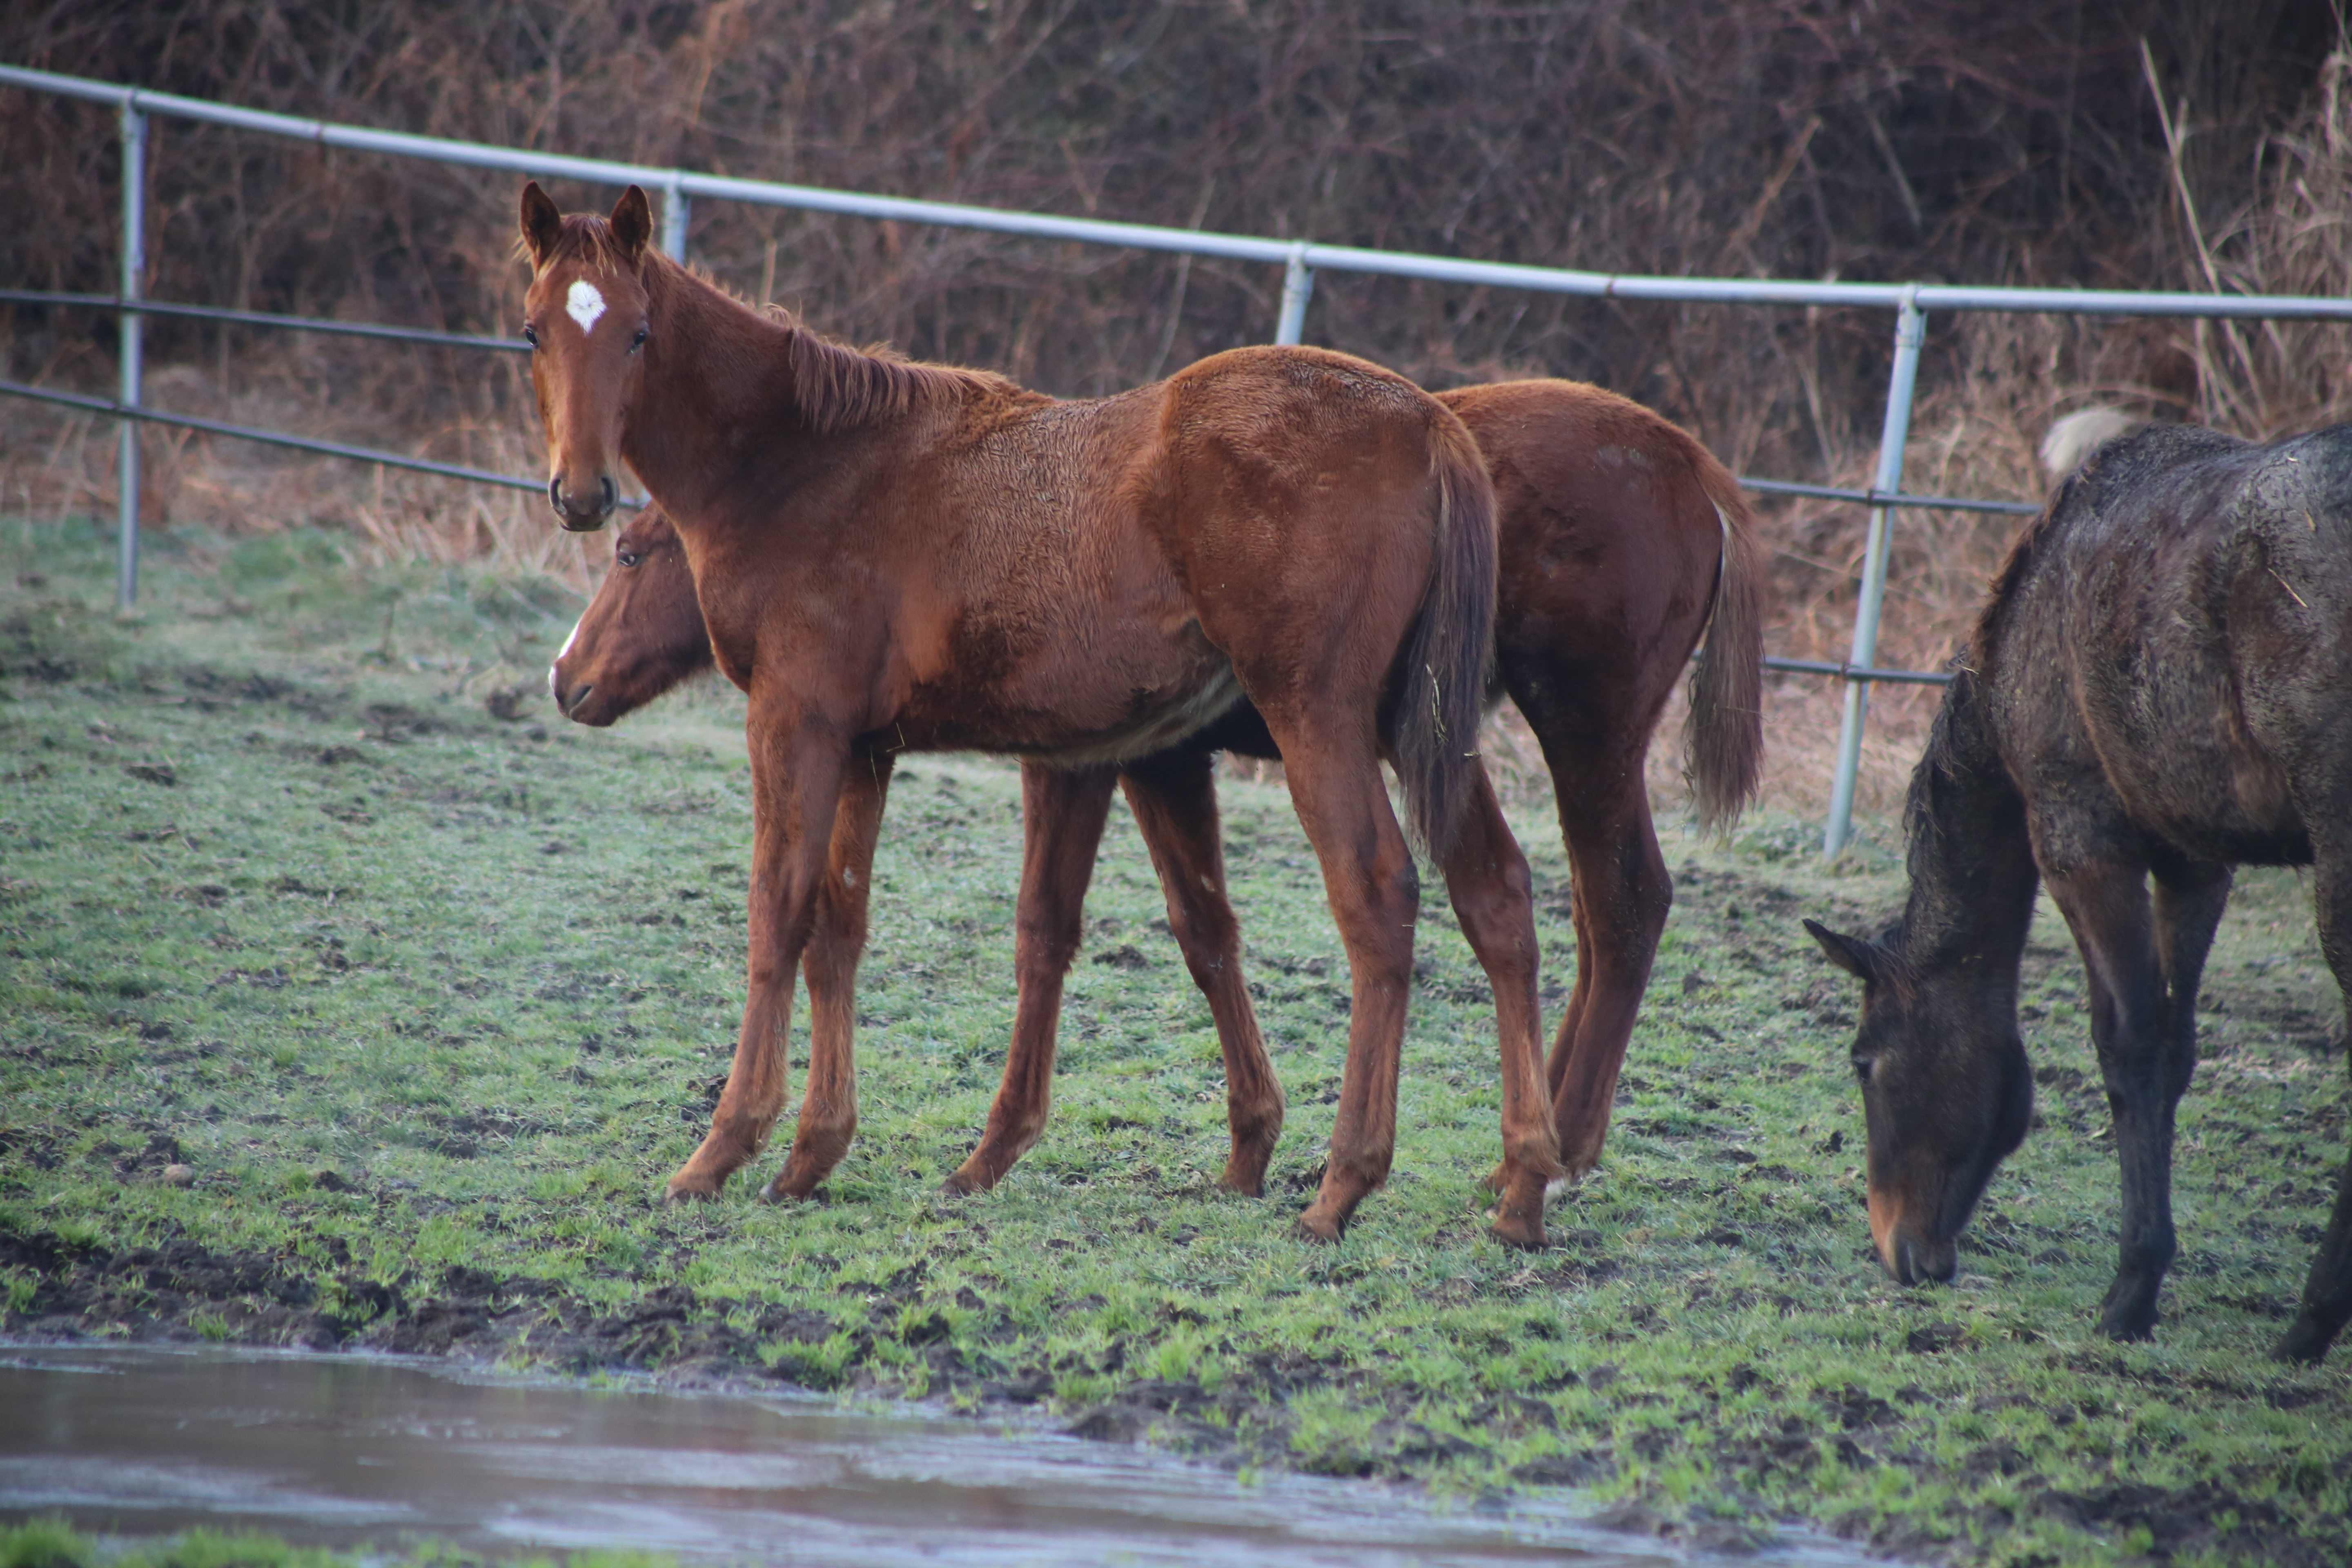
3,522,2350,1566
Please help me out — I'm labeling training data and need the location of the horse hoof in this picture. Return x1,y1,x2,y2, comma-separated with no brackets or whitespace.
1292,1207,1345,1245
942,1165,994,1197
2272,1317,2336,1364
1219,1154,1272,1198
760,1160,829,1205
1486,1209,1547,1251
661,1182,719,1207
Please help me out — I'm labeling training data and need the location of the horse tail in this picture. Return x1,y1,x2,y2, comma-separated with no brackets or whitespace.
1392,410,1499,861
1684,453,1765,835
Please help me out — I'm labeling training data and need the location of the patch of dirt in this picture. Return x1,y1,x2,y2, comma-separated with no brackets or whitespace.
2028,1481,2345,1568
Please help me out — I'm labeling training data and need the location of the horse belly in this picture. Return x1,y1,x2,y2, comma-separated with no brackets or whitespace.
893,622,1245,764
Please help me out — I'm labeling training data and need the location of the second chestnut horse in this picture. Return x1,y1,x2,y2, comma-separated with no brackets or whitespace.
553,376,1764,1202
520,183,1561,1243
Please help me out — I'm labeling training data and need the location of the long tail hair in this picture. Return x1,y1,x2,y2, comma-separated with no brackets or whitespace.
1684,457,1765,833
1390,411,1499,859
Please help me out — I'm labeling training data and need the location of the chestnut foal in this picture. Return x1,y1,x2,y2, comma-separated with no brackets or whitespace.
553,376,1764,1230
519,183,1559,1243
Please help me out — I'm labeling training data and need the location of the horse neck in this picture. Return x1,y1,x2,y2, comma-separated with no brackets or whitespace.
1894,671,2040,985
621,261,799,521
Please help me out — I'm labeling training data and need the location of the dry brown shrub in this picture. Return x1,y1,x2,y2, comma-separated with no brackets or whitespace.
4,1,2348,826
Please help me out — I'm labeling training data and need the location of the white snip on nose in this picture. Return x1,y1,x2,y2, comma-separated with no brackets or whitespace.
566,280,607,334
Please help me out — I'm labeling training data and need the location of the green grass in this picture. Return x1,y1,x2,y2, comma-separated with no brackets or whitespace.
0,1513,673,1568
2,512,2348,1566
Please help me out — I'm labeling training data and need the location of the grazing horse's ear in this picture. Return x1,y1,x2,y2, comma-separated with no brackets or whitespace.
611,186,654,262
1804,919,1881,984
520,182,564,269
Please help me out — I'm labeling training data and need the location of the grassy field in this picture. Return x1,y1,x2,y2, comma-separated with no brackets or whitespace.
2,513,2348,1568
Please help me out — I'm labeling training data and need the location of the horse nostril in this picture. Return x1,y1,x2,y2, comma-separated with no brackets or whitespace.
547,476,566,516
600,475,617,511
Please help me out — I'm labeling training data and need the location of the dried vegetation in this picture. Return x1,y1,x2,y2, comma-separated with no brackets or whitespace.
2,0,2349,817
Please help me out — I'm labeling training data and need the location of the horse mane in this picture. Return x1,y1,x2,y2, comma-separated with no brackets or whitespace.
532,215,1019,436
773,313,1025,436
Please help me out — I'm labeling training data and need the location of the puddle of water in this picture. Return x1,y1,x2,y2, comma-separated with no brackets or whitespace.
1,1345,1875,1566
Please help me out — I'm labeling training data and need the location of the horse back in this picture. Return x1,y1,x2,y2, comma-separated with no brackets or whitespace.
1981,423,2352,869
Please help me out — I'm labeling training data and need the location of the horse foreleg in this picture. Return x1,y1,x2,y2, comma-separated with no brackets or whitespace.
765,749,895,1201
2279,828,2352,1362
946,763,1118,1194
1438,761,1559,1248
2047,859,2185,1340
666,721,846,1203
1120,748,1286,1196
1270,733,1418,1243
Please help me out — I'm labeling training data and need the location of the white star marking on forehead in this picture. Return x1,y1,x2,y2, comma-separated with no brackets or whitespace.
566,280,607,334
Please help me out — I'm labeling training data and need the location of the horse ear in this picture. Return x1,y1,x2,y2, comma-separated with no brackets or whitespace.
611,185,654,261
520,182,564,267
1804,919,1880,984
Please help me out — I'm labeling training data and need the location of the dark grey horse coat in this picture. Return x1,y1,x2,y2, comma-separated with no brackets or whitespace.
1808,421,2352,1362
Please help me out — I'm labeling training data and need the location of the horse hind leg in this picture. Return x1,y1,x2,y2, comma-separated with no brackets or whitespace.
1435,760,1560,1247
945,764,1120,1194
2278,824,2352,1362
1120,748,1285,1196
1258,719,1420,1242
1541,768,1673,1178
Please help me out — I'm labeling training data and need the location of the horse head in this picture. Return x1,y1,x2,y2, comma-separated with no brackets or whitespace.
1804,918,2033,1287
520,182,655,531
550,507,714,725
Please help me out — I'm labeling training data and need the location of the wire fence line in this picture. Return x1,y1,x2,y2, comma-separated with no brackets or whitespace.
7,61,2350,849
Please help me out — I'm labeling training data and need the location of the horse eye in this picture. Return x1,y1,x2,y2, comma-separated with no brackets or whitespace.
630,327,648,352
616,548,642,568
522,324,538,347
1853,1058,1875,1086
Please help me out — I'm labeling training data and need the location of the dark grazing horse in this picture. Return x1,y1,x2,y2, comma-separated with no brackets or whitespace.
519,183,1561,1244
1806,421,2352,1362
551,377,1764,1217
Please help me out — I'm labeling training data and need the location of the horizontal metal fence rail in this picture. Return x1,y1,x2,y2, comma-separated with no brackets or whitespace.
0,288,2039,525
0,377,553,496
0,288,526,354
9,59,2349,850
11,63,2352,323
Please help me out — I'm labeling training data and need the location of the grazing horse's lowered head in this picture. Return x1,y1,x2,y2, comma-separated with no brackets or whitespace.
519,181,655,530
1804,908,2034,1287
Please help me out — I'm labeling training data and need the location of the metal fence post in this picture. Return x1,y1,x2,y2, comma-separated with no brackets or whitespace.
1823,286,1925,856
661,177,690,262
116,97,147,609
1274,241,1314,345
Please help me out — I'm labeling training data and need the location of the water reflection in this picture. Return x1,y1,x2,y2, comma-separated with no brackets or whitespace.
2,1347,1875,1565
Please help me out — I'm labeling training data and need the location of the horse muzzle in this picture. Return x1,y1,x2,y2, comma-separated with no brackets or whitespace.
1867,1185,1960,1285
549,474,619,531
549,670,615,727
